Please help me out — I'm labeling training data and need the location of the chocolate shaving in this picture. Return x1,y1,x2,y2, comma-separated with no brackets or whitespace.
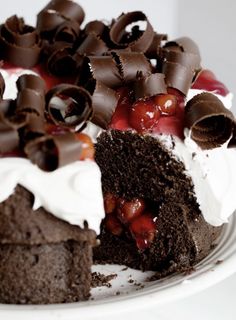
46,84,92,131
113,51,152,84
16,74,46,97
46,42,77,76
0,112,19,153
0,72,5,99
0,15,41,68
163,50,201,71
78,56,122,88
37,0,85,35
76,33,108,56
164,37,201,56
16,89,45,117
110,11,154,52
84,20,108,38
87,80,119,129
23,114,46,142
185,92,235,149
54,20,81,43
24,132,82,171
162,61,194,95
146,33,168,59
133,73,167,100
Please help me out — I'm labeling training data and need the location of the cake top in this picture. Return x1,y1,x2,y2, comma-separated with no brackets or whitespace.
0,0,235,173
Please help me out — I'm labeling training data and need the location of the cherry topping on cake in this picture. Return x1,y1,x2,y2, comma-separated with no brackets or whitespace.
129,213,156,250
129,99,161,132
105,214,123,236
153,94,177,116
75,133,95,160
117,198,146,224
191,69,229,96
104,193,117,214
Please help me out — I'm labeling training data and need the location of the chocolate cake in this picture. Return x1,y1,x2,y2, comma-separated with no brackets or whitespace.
0,0,236,304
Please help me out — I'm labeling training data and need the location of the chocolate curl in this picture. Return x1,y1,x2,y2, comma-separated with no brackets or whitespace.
54,20,81,43
0,15,41,68
24,132,82,171
46,42,77,76
185,92,235,149
146,33,168,59
133,73,167,101
37,0,85,34
0,72,5,99
46,84,92,131
163,49,201,71
16,89,45,117
78,56,122,88
110,11,154,52
23,114,46,141
87,80,119,129
162,61,194,95
76,33,108,56
0,112,19,153
113,51,152,84
84,20,108,38
16,74,46,97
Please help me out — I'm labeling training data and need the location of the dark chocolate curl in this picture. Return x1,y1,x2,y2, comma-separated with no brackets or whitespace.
113,51,152,84
88,80,119,129
110,11,154,52
24,133,82,171
162,61,194,95
146,33,168,59
54,20,81,43
163,50,201,71
76,33,108,56
0,72,5,99
185,92,235,149
84,20,108,38
16,89,45,117
133,73,167,100
16,74,46,96
37,0,85,34
0,15,41,68
0,112,19,152
44,41,76,76
78,56,122,88
46,84,92,131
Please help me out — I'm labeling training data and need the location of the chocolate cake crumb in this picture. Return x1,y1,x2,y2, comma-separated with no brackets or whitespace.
91,272,117,288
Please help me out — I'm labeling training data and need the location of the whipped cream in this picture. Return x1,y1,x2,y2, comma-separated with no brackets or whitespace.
0,158,104,234
0,68,105,233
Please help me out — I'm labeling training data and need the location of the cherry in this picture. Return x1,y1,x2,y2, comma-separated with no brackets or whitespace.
75,132,95,160
191,69,229,97
154,94,177,116
104,193,117,214
129,98,161,132
129,213,156,250
117,197,146,224
45,123,69,135
105,214,123,236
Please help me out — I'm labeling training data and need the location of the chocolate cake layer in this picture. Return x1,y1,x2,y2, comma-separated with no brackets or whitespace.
0,241,92,304
94,130,222,273
0,186,96,304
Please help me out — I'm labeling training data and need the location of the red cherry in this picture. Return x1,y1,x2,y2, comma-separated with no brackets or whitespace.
167,88,185,107
75,133,95,160
45,123,69,135
129,213,156,250
104,193,117,214
117,198,146,224
191,69,229,97
129,99,161,132
154,94,177,116
105,214,123,236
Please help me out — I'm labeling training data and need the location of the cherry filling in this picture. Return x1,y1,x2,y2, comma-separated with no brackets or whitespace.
104,193,156,250
110,87,185,139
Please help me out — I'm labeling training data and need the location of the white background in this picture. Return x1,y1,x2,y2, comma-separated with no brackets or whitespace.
0,1,236,319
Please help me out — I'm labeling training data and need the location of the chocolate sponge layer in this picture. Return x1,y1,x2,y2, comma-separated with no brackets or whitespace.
0,186,96,304
95,130,222,273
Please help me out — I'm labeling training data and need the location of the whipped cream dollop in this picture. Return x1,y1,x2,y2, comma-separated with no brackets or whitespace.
0,68,105,233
